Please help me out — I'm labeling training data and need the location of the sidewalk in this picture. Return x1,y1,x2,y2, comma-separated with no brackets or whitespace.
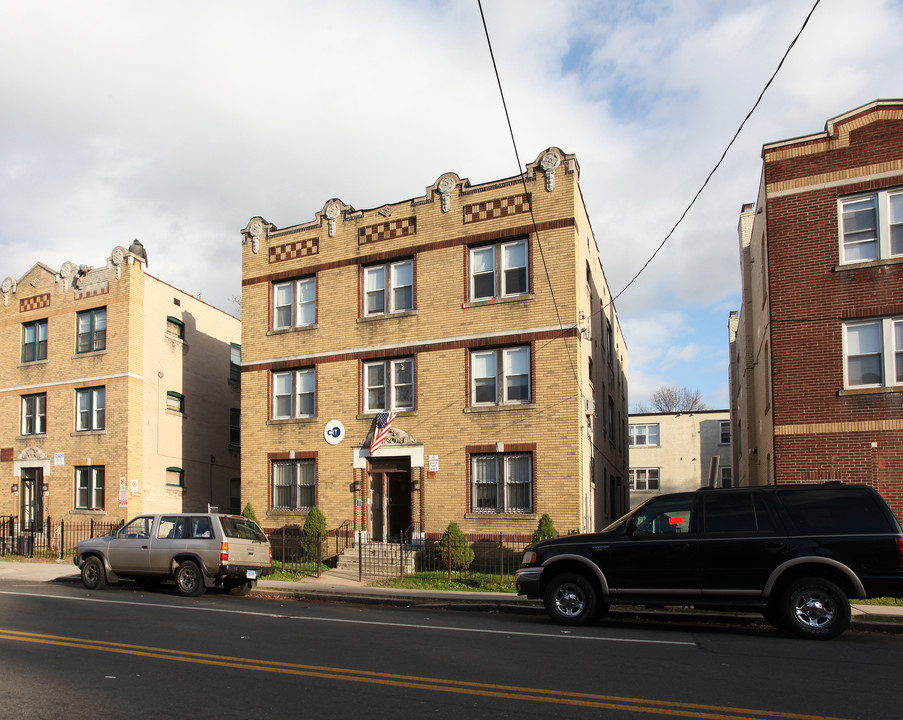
2,559,901,631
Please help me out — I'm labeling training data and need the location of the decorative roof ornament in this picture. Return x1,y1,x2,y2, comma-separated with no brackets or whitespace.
437,175,456,213
324,202,341,237
248,220,264,254
540,151,561,192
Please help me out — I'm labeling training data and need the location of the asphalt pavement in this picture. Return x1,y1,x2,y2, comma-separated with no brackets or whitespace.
2,558,902,632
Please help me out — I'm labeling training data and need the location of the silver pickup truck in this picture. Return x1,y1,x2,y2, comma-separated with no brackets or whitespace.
74,513,273,596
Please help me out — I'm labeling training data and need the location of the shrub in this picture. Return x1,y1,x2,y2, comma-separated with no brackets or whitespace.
532,513,558,543
241,501,260,526
437,522,474,571
301,506,327,559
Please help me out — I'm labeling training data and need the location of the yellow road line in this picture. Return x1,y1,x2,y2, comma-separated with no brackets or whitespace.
0,629,849,720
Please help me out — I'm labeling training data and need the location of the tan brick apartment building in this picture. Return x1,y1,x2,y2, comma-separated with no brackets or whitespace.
729,100,903,520
0,244,242,531
240,147,628,539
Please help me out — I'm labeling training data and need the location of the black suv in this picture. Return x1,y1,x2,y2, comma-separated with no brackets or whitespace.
516,483,903,639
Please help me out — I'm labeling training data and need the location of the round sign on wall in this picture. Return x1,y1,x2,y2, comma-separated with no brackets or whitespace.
324,420,345,445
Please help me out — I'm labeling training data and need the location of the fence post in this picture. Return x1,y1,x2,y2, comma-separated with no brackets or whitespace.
281,528,286,573
446,538,451,583
499,532,504,585
400,534,404,579
60,520,65,559
317,531,322,578
358,535,363,582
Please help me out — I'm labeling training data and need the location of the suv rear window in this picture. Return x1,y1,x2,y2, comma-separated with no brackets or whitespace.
221,516,267,542
775,487,893,534
703,492,776,533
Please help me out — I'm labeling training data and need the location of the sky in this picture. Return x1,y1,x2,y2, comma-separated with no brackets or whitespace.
1,0,901,411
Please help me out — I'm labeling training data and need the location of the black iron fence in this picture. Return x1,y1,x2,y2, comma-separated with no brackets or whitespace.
266,521,354,577
0,516,122,560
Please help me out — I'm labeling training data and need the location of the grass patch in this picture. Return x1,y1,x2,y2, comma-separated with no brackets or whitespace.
854,597,903,606
267,562,329,581
370,571,517,593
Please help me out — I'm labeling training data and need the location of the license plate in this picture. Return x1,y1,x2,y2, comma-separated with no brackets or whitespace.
246,570,257,580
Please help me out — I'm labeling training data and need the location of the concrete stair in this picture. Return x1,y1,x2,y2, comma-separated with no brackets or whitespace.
335,542,418,578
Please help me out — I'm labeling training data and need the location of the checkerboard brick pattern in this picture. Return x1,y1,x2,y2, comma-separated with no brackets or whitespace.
463,193,531,224
19,293,50,312
74,285,109,301
358,217,416,245
269,237,319,264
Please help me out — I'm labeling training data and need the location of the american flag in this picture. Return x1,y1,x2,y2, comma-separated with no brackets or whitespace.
369,411,397,455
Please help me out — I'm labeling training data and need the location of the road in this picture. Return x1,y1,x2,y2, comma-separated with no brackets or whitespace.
0,579,900,719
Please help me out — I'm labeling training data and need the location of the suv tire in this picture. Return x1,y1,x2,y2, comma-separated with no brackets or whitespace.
224,579,251,596
81,556,106,591
543,572,598,626
174,560,205,597
778,576,851,640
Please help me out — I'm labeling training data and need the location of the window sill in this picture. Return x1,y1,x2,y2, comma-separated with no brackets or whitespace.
17,359,49,368
17,434,47,441
629,445,660,449
462,294,534,309
838,385,903,397
356,410,417,420
165,484,185,491
464,403,536,414
266,509,313,517
267,417,318,425
71,430,107,436
165,409,185,418
464,512,538,519
267,324,318,336
73,350,108,359
69,509,107,516
357,310,417,323
834,256,903,272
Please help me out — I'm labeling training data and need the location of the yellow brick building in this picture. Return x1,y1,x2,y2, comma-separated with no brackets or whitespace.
0,244,241,533
240,148,628,539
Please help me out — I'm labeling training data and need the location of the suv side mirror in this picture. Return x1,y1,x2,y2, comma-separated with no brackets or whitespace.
625,517,638,537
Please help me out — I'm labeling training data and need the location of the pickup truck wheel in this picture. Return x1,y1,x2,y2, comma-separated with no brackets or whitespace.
778,576,850,640
225,579,251,596
543,573,598,626
80,557,106,591
174,561,205,597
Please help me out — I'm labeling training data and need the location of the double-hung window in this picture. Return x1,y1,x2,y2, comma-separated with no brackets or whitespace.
76,387,105,431
22,320,47,362
76,307,106,353
363,260,413,316
629,468,660,491
628,423,660,446
840,189,903,263
719,421,731,445
364,358,413,412
272,368,315,419
166,316,184,339
274,277,316,329
75,466,105,510
21,393,46,435
272,459,315,510
470,346,531,405
469,239,528,300
844,318,903,388
471,453,532,513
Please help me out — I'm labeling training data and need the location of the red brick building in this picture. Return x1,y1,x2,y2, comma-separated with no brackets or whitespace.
729,100,903,520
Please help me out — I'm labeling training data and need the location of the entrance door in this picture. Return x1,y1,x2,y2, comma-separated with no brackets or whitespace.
20,468,44,532
369,467,412,542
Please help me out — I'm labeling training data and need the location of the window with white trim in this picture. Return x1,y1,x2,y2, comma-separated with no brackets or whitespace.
21,393,46,435
363,260,413,316
471,453,532,513
76,387,105,431
629,468,660,491
719,421,731,445
470,346,531,405
272,459,315,510
364,358,413,412
273,276,316,329
840,189,903,263
843,317,903,388
22,319,47,363
469,239,528,301
75,466,105,510
76,307,106,353
628,423,660,447
272,368,315,419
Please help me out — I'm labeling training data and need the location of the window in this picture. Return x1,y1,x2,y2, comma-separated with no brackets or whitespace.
470,346,531,405
840,189,903,263
629,468,660,491
720,467,733,488
628,423,660,446
166,391,184,414
632,494,692,535
166,316,184,339
76,307,106,353
272,368,315,419
21,393,46,435
471,453,532,513
844,318,903,388
76,387,105,431
364,358,413,412
22,320,47,362
606,323,613,365
469,239,528,300
363,260,413,316
230,409,240,446
75,466,105,510
272,459,315,510
166,467,183,487
719,421,731,445
230,343,241,383
273,276,316,329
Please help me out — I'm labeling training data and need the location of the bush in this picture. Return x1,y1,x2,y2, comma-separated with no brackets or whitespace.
437,522,474,571
241,501,260,526
532,513,558,543
301,507,327,559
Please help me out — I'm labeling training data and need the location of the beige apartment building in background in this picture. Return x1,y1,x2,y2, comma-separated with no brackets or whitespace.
239,147,629,539
628,410,732,509
0,244,241,532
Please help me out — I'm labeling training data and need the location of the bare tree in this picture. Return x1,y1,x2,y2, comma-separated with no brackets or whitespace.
647,385,708,413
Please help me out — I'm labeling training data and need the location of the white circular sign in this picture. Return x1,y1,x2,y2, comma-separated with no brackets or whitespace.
324,420,345,445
